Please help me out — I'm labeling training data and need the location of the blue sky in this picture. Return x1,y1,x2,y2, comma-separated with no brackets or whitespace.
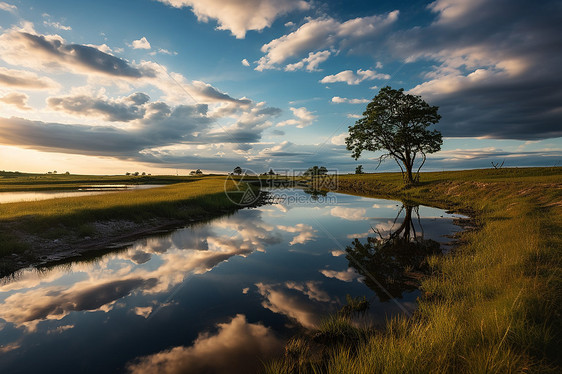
0,0,560,174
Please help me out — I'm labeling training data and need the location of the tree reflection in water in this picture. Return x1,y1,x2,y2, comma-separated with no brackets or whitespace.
303,188,328,201
345,204,442,302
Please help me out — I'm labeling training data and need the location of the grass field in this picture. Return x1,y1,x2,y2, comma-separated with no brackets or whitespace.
0,171,201,191
0,175,242,269
267,167,562,373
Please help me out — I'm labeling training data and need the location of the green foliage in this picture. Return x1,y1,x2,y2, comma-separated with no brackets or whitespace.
304,166,328,176
346,86,442,184
355,165,364,174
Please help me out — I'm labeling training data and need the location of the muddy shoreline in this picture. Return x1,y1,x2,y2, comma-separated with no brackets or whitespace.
0,208,240,278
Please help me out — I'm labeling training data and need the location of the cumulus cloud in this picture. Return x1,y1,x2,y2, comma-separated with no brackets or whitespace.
0,29,154,78
390,0,562,139
277,223,317,245
155,0,310,38
256,11,398,70
276,106,316,128
320,69,390,85
331,96,370,104
241,58,250,66
330,206,368,221
131,36,151,49
285,50,331,72
330,132,348,146
0,66,58,90
127,314,282,374
0,92,31,110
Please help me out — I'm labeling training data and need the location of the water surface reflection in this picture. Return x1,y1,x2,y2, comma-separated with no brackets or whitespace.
0,190,464,373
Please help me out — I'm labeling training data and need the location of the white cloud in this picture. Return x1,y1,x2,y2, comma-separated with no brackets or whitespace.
131,36,151,49
320,268,363,282
150,48,177,56
285,50,331,72
255,282,328,329
277,223,317,245
0,2,16,13
330,206,368,221
321,69,390,85
276,106,316,128
43,21,71,30
0,66,59,90
133,306,153,318
285,281,332,303
331,96,369,104
330,132,347,146
256,11,398,70
0,92,31,110
127,314,282,373
241,58,250,66
347,113,362,119
156,0,310,39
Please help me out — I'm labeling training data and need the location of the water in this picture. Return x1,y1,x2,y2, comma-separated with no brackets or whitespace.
0,185,164,204
0,189,464,373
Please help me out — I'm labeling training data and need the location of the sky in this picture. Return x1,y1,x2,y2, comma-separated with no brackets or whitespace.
0,0,561,175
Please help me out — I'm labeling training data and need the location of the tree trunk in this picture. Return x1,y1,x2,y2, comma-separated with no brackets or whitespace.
404,162,414,185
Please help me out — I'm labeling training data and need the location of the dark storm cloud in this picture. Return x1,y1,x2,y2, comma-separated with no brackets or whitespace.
19,32,154,77
205,130,262,143
389,0,562,140
0,102,212,156
47,93,149,122
0,117,149,155
0,31,155,78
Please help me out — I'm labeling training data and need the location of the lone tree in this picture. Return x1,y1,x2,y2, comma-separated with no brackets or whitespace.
304,166,328,176
233,166,242,175
346,86,442,184
355,165,364,174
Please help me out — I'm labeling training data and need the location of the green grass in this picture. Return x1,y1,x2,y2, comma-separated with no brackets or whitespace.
267,167,562,373
0,172,201,191
0,176,241,259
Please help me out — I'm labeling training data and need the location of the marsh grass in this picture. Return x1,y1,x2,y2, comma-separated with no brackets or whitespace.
267,167,562,373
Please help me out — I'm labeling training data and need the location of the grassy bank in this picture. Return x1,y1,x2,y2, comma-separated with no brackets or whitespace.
268,167,562,373
0,176,243,273
0,171,199,191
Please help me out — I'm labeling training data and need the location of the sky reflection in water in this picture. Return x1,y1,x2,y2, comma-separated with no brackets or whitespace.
0,190,464,373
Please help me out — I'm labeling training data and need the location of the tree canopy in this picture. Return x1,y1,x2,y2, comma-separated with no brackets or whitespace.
346,86,442,184
304,165,328,176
